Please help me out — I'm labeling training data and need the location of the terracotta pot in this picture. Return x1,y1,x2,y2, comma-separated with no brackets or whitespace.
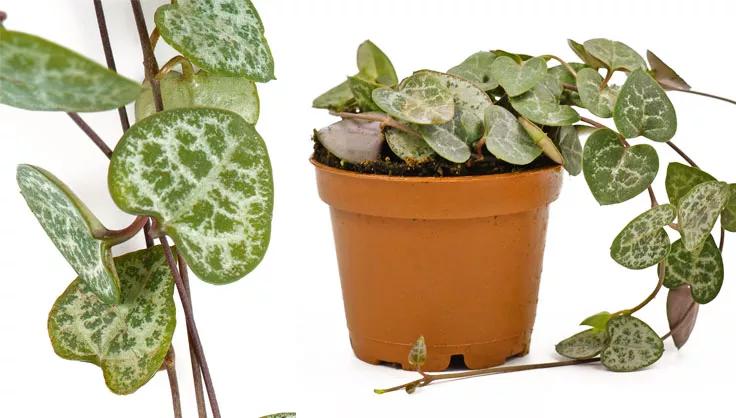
312,160,563,371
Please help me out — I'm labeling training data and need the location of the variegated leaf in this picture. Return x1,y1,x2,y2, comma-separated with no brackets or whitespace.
136,70,259,124
554,126,583,175
385,128,435,164
647,50,691,91
109,108,273,284
490,55,547,97
312,79,355,111
664,236,723,304
678,181,730,251
721,184,736,232
582,128,659,205
665,162,715,207
548,62,587,107
261,414,296,418
666,286,699,349
556,329,608,360
582,39,647,72
483,105,541,165
408,336,427,369
316,118,383,163
372,72,454,125
610,204,675,269
348,75,382,112
356,40,397,86
418,124,471,163
600,316,664,372
17,165,120,304
614,69,677,141
155,0,274,81
567,39,605,69
517,117,563,164
448,51,498,91
510,76,580,126
48,246,176,395
0,30,140,112
576,68,617,118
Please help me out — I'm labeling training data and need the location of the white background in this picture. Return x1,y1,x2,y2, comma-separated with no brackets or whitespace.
1,0,735,417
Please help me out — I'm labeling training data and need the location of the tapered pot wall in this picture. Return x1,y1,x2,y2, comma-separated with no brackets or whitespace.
313,160,563,371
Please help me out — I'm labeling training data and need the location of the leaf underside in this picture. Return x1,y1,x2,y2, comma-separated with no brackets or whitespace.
600,316,664,372
664,236,724,304
554,126,582,175
666,286,699,349
316,118,384,163
610,204,675,270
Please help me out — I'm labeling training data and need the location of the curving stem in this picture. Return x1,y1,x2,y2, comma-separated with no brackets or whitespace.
96,215,150,244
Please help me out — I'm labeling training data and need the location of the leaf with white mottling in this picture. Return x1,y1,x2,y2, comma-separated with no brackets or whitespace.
664,236,723,304
554,126,583,175
556,329,608,360
109,108,273,284
614,69,677,141
372,72,454,125
17,165,120,304
576,68,618,118
316,118,383,163
665,162,716,207
582,128,659,205
510,76,580,126
48,246,176,395
518,117,563,164
356,40,397,86
678,181,730,251
600,316,664,372
647,50,691,91
666,286,699,349
549,63,587,107
483,105,541,165
136,71,259,124
567,39,605,69
385,128,435,164
261,414,296,418
583,39,647,72
312,79,355,111
448,51,498,91
0,30,140,112
155,0,274,81
408,336,427,369
610,204,674,269
348,75,382,112
490,56,547,97
721,184,736,232
418,124,471,163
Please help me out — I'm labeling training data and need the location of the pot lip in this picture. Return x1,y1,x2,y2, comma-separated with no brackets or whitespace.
310,158,562,184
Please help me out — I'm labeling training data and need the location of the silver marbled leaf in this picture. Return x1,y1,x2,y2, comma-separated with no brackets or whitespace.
610,204,675,269
556,329,608,360
510,75,580,126
664,236,723,304
583,39,647,72
483,105,541,165
600,316,664,372
677,181,730,251
576,68,618,118
614,69,677,142
372,72,454,125
448,51,498,91
490,56,547,97
665,162,716,207
348,75,382,112
385,128,435,164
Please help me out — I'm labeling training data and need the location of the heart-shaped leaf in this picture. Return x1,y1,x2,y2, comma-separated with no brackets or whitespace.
490,56,547,97
554,126,583,175
313,79,355,112
556,329,608,360
582,39,647,72
136,71,259,124
666,286,699,349
646,50,691,91
664,236,723,304
483,105,541,165
576,68,618,118
316,118,384,163
356,40,397,86
665,162,716,207
385,128,435,164
549,62,587,107
517,117,563,164
580,311,613,332
372,72,454,125
418,124,471,163
721,184,736,232
567,39,605,69
510,76,580,126
610,204,675,269
348,75,382,112
582,128,659,205
48,246,176,395
614,69,677,141
678,181,730,251
109,108,273,284
600,315,664,372
17,165,120,304
0,30,140,112
448,51,499,91
155,0,274,81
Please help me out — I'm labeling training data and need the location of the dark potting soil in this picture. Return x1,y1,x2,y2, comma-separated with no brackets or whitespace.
312,134,557,177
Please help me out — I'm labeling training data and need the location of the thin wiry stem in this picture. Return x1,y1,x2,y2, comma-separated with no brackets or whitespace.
179,255,208,418
66,112,113,157
666,141,699,168
669,88,736,106
93,0,130,131
164,347,183,418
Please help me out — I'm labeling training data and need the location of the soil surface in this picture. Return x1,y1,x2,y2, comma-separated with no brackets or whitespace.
312,135,557,177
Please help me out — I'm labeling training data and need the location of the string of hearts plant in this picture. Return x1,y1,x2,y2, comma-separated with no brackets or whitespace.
1,1,292,417
312,39,736,394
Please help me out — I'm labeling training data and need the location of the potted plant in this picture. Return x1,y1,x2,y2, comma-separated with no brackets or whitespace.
1,1,292,416
310,39,735,388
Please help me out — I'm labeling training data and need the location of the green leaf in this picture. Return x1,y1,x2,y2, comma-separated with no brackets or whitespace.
135,71,259,124
554,126,583,175
580,311,612,332
418,124,471,163
666,286,699,349
567,39,605,69
664,236,724,304
614,69,677,141
17,165,120,304
448,51,499,91
109,108,273,284
517,117,563,164
385,128,435,164
677,181,730,251
490,56,547,97
610,204,675,269
0,30,140,112
48,246,176,395
600,316,664,372
665,162,716,207
549,63,586,107
576,68,618,118
312,79,355,111
372,72,454,125
556,329,608,360
483,105,541,165
408,336,427,369
646,50,691,91
356,40,397,86
720,184,736,232
348,75,382,112
582,128,659,205
155,0,274,81
261,414,296,418
510,76,580,126
582,39,647,72
316,118,383,163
